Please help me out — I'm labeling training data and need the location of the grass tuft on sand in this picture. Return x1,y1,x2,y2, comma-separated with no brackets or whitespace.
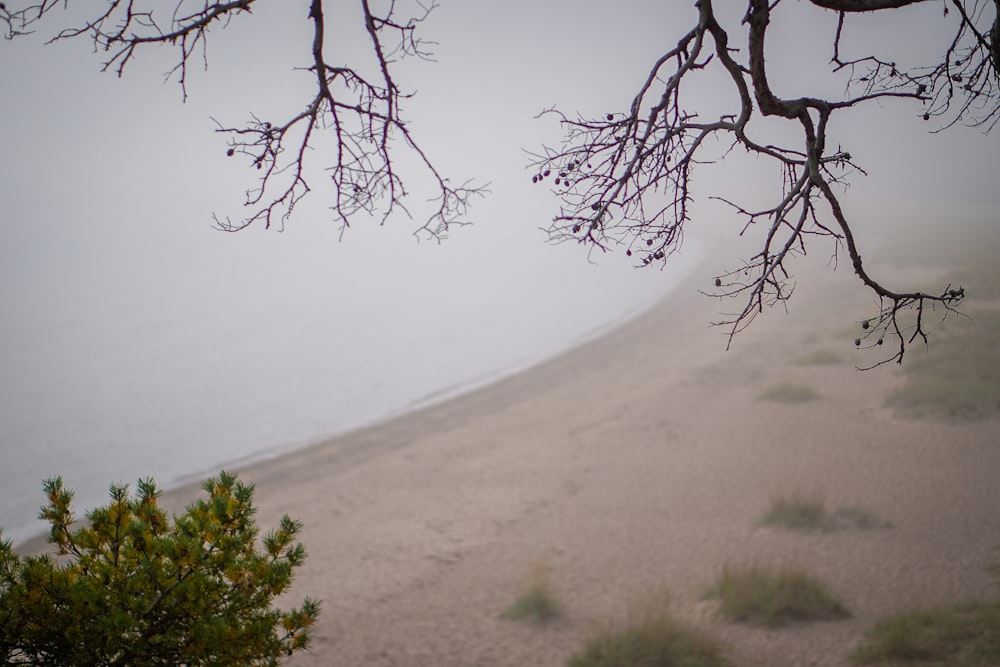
759,492,890,532
833,506,891,530
852,601,1000,665
882,247,1000,422
886,310,1000,421
567,595,729,667
500,560,561,624
758,383,820,403
759,492,829,531
707,563,849,627
793,349,844,365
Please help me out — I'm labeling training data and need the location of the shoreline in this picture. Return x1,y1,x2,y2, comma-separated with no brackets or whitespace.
155,246,721,518
15,244,708,555
15,241,1000,667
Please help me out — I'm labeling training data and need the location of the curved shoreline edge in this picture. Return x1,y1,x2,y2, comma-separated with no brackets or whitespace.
15,242,708,553
14,233,1000,667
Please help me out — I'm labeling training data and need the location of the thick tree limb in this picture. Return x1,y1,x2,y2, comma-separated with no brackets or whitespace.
808,0,927,10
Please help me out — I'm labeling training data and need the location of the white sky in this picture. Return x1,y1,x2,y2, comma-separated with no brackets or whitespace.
1,1,995,279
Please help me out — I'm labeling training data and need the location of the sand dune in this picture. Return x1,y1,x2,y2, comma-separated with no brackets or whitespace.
146,240,1000,666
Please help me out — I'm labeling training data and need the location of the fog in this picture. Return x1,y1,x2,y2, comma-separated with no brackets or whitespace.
1,1,996,543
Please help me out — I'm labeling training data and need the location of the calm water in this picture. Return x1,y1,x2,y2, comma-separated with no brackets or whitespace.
0,224,702,546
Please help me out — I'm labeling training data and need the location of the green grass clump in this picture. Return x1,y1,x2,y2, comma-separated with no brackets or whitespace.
707,564,849,627
759,492,832,532
887,377,1000,421
758,383,820,403
500,586,561,623
852,601,1000,665
793,349,844,366
832,506,892,530
500,561,560,624
886,310,1000,421
567,597,729,667
759,493,889,533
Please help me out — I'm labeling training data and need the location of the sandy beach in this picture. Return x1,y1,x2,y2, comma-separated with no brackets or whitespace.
39,239,1000,666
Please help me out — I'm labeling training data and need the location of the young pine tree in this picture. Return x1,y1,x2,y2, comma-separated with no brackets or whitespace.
0,471,319,666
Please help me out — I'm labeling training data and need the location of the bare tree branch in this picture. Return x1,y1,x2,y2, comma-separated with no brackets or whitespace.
829,0,1000,130
4,0,995,366
534,0,985,366
2,0,255,98
3,0,486,238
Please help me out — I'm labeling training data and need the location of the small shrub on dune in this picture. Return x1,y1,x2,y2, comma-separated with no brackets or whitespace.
887,377,1000,422
500,559,561,624
759,492,833,532
885,310,1000,422
852,601,1000,665
758,383,820,403
832,506,891,530
759,492,890,532
501,585,561,624
793,349,844,366
567,596,729,667
707,563,849,627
